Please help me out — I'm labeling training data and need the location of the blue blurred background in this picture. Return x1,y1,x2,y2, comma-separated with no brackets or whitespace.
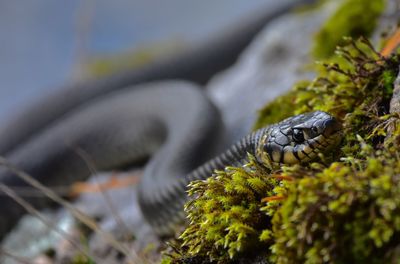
0,0,272,122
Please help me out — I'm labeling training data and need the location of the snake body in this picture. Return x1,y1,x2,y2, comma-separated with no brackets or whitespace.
0,0,334,239
0,81,225,237
0,80,341,238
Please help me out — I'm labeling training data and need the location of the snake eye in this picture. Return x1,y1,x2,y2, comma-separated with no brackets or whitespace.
309,126,319,137
292,128,304,143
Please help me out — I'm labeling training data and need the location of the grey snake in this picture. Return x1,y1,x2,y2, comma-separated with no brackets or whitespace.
0,80,341,237
0,0,335,238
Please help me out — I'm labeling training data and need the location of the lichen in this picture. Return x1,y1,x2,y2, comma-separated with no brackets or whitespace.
312,0,385,59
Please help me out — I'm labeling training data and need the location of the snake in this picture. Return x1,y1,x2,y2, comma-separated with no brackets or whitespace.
0,0,328,239
0,0,303,156
0,80,342,238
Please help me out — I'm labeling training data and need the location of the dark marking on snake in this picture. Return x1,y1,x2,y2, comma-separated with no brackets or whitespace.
293,150,301,162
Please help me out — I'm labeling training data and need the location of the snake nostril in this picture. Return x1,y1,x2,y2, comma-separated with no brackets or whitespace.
323,118,341,135
311,126,318,134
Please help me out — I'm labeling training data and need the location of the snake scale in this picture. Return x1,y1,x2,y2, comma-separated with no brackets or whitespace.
0,80,341,238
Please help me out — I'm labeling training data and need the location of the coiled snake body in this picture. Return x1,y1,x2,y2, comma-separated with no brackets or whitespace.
0,81,341,238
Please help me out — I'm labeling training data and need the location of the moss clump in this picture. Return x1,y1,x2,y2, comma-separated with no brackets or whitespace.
312,0,385,59
164,155,285,262
257,38,399,150
262,38,400,264
272,134,400,264
163,37,400,263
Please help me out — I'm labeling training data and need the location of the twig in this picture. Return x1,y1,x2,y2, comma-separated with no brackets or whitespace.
72,146,134,243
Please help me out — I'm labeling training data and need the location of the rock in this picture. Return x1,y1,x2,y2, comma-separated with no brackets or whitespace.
206,1,340,141
373,0,400,43
0,210,75,264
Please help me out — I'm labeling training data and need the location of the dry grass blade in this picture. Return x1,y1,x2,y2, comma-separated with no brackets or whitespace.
381,27,400,57
0,157,140,263
72,146,132,242
0,182,102,263
0,185,71,197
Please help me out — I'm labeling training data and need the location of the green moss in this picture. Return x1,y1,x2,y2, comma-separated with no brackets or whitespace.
83,41,185,77
71,255,95,264
164,37,400,263
176,155,280,262
253,92,297,130
261,39,399,263
257,37,399,148
272,135,400,264
312,0,385,59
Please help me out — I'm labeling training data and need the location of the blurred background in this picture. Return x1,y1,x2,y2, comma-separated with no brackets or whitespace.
0,0,277,122
3,1,397,262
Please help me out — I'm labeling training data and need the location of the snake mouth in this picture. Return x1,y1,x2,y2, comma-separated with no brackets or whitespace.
298,116,342,161
296,116,342,163
284,133,341,165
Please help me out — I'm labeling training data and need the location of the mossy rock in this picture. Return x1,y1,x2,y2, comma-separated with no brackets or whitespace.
312,0,385,59
162,0,400,262
163,36,400,263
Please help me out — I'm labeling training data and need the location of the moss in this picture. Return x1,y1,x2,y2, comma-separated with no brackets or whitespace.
71,254,95,264
262,39,399,263
83,41,185,77
272,135,400,264
258,37,399,146
160,1,398,261
169,155,281,262
312,0,385,59
253,92,297,130
163,37,400,263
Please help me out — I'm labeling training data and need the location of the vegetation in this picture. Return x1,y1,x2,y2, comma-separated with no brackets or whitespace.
163,32,400,264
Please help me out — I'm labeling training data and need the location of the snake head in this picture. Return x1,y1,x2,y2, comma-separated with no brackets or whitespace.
259,111,342,164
